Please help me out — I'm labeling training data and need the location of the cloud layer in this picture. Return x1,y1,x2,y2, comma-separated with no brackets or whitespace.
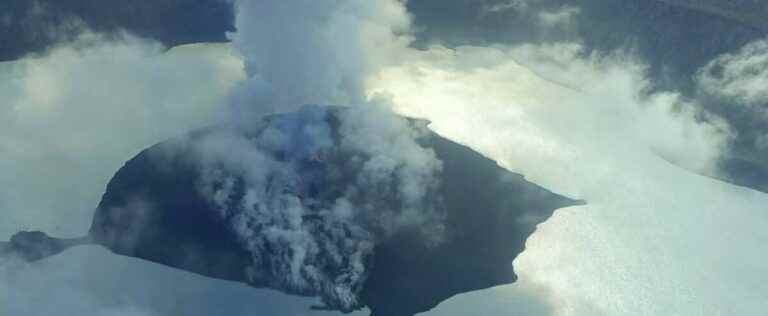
0,37,260,316
368,39,768,315
0,35,243,238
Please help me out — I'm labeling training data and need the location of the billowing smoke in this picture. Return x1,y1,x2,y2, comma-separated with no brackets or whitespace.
190,105,443,311
186,0,445,311
227,0,411,119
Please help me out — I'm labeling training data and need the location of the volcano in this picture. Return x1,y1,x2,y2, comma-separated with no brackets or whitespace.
2,105,582,316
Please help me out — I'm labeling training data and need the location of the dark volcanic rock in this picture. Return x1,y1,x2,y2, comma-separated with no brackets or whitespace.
3,106,581,315
359,133,578,316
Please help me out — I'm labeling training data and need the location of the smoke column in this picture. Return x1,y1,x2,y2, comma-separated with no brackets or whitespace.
187,0,444,311
227,0,412,120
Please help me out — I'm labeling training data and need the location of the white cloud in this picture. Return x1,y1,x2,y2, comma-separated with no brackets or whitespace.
0,35,244,238
0,36,247,315
370,43,729,181
698,37,768,106
1,245,350,316
538,6,580,29
368,41,768,315
481,0,535,15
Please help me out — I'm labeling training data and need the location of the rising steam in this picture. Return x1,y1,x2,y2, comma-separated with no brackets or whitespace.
190,0,444,310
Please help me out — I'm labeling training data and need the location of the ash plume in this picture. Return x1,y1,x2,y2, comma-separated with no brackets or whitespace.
189,0,445,310
227,0,411,120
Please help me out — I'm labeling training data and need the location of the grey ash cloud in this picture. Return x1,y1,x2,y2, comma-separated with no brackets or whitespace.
202,1,449,309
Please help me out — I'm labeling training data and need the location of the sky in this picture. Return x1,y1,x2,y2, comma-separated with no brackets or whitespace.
2,0,768,315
